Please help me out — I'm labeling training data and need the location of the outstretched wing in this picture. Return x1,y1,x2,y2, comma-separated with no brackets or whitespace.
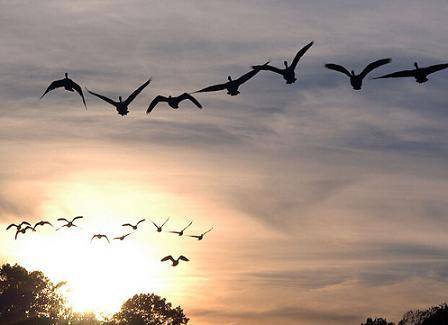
422,63,448,75
325,64,352,78
104,235,110,243
359,58,391,79
86,88,117,106
179,255,189,262
122,223,133,227
146,95,168,114
57,218,69,223
19,221,31,227
72,216,83,222
235,68,260,85
181,221,193,232
252,63,283,74
187,235,201,239
161,217,170,227
6,224,18,230
161,255,174,262
69,80,87,109
178,93,202,108
90,235,97,242
290,41,314,70
40,79,66,99
169,231,180,234
203,227,214,235
373,69,416,79
150,220,160,228
195,82,228,93
124,79,151,105
137,219,146,226
15,230,20,240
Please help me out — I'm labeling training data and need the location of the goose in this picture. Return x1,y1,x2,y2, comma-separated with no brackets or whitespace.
41,73,87,108
169,221,193,236
6,221,31,231
161,255,189,267
122,219,145,230
15,226,35,240
195,65,266,96
252,41,314,84
91,234,110,243
373,62,448,83
33,221,53,230
188,227,214,241
325,58,391,90
150,217,170,233
56,216,83,230
113,233,132,241
86,79,151,116
146,93,202,115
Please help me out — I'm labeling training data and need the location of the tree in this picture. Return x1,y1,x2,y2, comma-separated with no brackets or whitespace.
111,293,189,325
398,303,448,325
0,263,68,324
362,317,395,325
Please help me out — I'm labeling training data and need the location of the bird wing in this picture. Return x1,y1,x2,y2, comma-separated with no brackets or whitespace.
178,93,202,108
179,255,189,262
373,69,416,79
122,223,132,227
325,64,352,77
235,68,260,85
137,219,146,226
203,227,214,235
161,255,174,262
161,217,170,227
40,79,66,99
182,221,193,231
150,220,160,228
20,221,31,227
68,79,87,109
124,79,151,105
45,221,54,227
57,218,69,223
422,63,448,75
252,63,283,74
15,230,20,240
90,235,97,242
290,41,314,70
187,235,201,239
86,88,117,106
146,95,168,114
169,231,180,234
72,216,83,222
195,82,228,93
6,224,18,230
359,58,391,79
104,235,110,243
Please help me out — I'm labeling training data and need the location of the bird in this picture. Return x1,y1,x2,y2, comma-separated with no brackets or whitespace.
33,221,53,230
194,65,266,96
169,221,193,236
373,62,448,84
146,93,202,115
252,41,314,84
40,73,87,108
188,227,214,241
150,217,170,233
161,255,189,267
91,234,110,243
86,79,151,116
122,219,146,230
56,216,83,230
15,226,35,240
113,233,132,241
6,221,31,231
325,58,391,90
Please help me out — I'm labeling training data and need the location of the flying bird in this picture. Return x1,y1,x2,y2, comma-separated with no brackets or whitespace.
33,221,53,230
188,227,214,241
325,58,391,90
169,221,193,236
373,62,448,83
6,221,31,231
252,41,314,84
161,255,189,267
40,73,87,108
122,219,146,230
56,216,83,230
113,233,132,241
195,65,266,96
150,217,170,233
86,79,151,116
91,234,110,243
146,93,202,115
15,226,35,240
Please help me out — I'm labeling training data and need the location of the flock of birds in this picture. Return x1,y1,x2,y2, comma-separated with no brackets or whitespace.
6,217,213,267
40,41,448,116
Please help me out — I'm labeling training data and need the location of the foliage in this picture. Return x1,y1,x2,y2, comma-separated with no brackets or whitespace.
398,303,448,325
362,317,395,325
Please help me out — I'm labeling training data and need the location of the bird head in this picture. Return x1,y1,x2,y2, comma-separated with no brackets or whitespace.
64,73,68,79
118,96,122,102
351,70,355,76
284,60,289,68
414,62,419,69
227,76,232,82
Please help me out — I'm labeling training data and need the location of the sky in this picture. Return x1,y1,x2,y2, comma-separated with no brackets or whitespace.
1,0,448,324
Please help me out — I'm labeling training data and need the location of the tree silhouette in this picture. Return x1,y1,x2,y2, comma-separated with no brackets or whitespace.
398,303,448,325
362,317,395,325
111,293,189,325
0,263,67,324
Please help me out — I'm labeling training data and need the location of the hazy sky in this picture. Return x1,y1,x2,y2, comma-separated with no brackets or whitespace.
1,1,448,324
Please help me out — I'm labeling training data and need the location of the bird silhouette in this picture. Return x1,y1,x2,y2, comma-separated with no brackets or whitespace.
33,221,53,230
6,221,31,231
325,58,391,90
252,41,314,84
86,79,151,116
113,233,132,241
195,65,265,96
122,219,146,230
15,226,35,240
161,255,189,267
56,216,83,230
91,234,110,243
169,221,193,236
188,227,214,241
146,93,202,115
41,73,87,108
373,62,448,83
150,217,170,233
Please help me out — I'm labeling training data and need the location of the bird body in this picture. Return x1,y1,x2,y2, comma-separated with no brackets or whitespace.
374,62,448,84
86,79,151,116
122,219,146,230
6,221,31,231
113,233,131,241
146,93,202,114
151,217,170,233
161,255,189,267
91,234,110,243
15,226,35,240
41,73,87,108
57,216,83,230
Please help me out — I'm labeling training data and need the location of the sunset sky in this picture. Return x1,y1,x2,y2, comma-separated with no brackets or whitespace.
1,1,448,324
